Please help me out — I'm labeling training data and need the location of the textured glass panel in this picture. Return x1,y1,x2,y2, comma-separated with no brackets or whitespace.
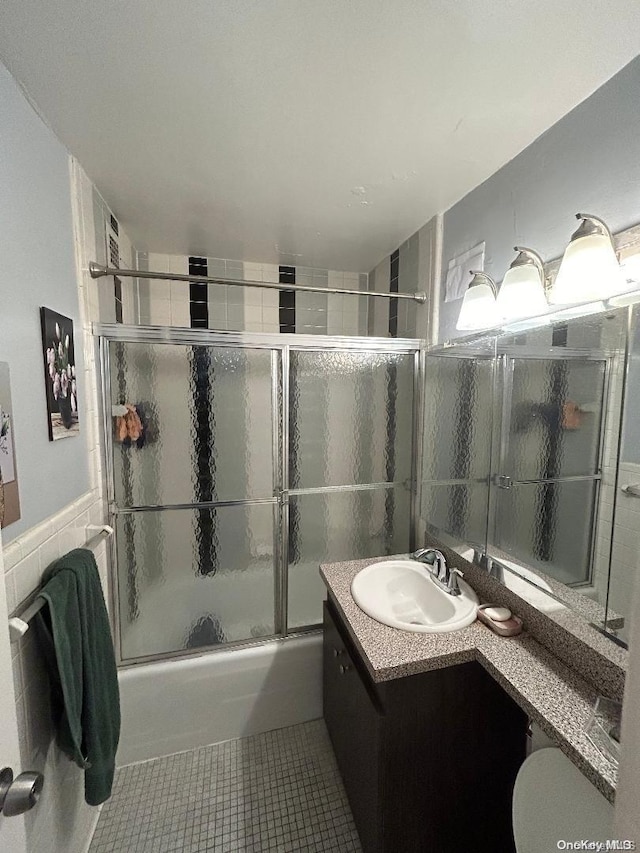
110,342,274,506
491,480,596,586
289,351,414,488
497,309,626,357
500,359,605,480
422,355,494,481
504,358,605,480
287,487,411,629
420,481,489,551
117,504,275,660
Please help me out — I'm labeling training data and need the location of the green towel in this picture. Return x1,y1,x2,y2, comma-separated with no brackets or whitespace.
36,548,120,806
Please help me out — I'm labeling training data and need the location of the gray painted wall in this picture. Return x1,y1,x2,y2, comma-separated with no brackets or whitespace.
0,61,89,542
440,55,640,343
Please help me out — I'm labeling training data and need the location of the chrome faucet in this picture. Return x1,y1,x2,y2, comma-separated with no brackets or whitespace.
412,548,462,596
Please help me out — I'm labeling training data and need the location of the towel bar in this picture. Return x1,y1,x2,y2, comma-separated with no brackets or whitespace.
7,524,114,643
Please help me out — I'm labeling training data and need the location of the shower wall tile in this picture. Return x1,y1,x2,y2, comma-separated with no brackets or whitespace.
89,186,137,325
367,215,438,341
133,251,371,336
368,257,391,337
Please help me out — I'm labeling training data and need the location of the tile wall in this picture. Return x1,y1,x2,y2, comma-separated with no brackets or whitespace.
135,252,370,336
367,216,437,340
90,185,137,326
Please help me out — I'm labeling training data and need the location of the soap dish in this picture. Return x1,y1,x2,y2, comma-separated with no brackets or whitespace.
476,604,523,636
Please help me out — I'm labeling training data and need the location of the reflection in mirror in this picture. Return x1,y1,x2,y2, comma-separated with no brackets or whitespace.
489,311,627,624
606,303,640,644
421,308,631,650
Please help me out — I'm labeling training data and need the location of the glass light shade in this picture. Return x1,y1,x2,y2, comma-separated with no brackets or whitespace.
456,282,499,331
496,264,548,321
549,233,625,304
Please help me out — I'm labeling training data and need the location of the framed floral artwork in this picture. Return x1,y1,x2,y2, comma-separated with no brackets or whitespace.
40,307,80,441
0,361,21,528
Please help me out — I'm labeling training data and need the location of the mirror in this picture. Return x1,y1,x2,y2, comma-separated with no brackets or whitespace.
420,306,634,648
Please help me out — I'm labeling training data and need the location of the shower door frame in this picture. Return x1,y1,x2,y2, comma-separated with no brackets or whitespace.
95,324,423,667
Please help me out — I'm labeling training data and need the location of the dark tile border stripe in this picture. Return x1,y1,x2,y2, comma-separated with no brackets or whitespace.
189,256,209,329
389,250,399,338
279,266,296,334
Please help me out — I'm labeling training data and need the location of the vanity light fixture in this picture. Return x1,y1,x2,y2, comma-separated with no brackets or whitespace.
456,271,499,331
496,246,548,321
549,213,626,305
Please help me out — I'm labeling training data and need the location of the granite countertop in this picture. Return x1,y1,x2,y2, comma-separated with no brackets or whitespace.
320,555,619,803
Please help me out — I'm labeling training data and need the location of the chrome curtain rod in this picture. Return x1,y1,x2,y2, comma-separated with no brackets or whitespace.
89,262,427,304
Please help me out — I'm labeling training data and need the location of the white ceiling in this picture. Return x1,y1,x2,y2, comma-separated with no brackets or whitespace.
1,1,640,272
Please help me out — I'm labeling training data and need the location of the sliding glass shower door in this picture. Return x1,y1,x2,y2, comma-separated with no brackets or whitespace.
102,332,418,664
108,340,279,662
286,349,415,628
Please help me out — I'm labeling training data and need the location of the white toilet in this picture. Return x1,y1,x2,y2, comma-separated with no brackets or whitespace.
513,747,614,852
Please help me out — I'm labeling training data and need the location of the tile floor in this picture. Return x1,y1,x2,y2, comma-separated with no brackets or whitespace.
89,719,362,853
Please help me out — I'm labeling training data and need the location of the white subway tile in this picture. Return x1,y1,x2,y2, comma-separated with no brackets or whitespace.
13,551,41,605
11,649,23,699
15,693,28,764
261,307,280,327
58,523,78,556
168,255,189,275
244,305,262,324
262,290,279,309
4,569,17,613
2,541,23,571
244,263,263,281
170,279,189,302
262,264,279,283
88,501,105,528
147,253,170,273
171,300,191,328
39,535,62,575
148,299,172,326
341,316,359,335
244,288,263,308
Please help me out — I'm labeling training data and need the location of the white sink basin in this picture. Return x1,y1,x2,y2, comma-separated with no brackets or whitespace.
351,559,479,633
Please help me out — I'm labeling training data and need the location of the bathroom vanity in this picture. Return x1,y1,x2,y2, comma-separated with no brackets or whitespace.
323,598,526,853
321,556,621,853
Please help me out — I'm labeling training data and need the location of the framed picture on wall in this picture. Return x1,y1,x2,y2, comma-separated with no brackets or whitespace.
0,362,21,528
40,307,80,441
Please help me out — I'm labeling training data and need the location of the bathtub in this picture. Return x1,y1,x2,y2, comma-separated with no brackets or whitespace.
116,632,323,766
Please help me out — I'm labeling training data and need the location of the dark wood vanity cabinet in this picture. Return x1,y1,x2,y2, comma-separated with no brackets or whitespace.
323,599,528,853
